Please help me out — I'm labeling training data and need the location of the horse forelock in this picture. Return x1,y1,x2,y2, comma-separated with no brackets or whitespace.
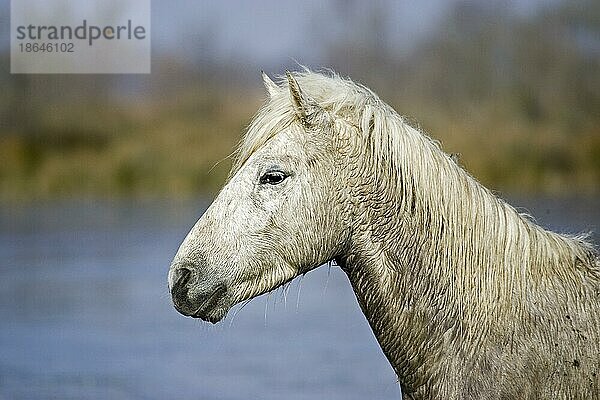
231,69,389,174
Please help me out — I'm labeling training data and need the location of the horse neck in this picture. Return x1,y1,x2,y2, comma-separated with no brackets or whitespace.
335,123,551,393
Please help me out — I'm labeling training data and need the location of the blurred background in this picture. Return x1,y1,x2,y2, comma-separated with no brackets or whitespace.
0,0,598,197
0,0,598,399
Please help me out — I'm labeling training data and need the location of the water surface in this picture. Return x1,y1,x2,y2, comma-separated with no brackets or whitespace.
0,197,598,399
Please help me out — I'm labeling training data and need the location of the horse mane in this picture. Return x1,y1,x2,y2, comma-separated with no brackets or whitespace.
234,69,599,291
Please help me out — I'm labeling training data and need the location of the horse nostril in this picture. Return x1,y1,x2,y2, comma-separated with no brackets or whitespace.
172,267,192,293
178,267,191,286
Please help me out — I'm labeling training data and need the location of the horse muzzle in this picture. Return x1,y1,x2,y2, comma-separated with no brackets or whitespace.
169,263,230,323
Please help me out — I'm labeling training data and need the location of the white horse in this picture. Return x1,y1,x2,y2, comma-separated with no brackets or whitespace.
168,69,600,399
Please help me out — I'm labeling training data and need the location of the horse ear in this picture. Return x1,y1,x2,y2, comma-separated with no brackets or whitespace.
261,71,279,98
285,71,323,127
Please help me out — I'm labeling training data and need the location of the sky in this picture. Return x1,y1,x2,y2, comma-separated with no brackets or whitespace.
150,0,453,65
1,0,560,68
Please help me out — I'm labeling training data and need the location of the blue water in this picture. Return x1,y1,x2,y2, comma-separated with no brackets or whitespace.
0,197,598,399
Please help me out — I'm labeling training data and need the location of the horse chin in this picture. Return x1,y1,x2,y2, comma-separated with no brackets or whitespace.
194,306,229,324
188,285,232,324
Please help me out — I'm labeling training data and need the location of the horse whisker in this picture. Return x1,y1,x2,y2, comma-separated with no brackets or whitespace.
296,274,304,311
322,262,332,299
228,298,253,327
282,282,291,309
264,291,271,327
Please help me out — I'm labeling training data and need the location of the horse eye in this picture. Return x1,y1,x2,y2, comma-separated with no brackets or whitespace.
259,170,288,185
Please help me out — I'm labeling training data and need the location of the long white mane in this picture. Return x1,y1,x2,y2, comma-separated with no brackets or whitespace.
235,69,599,297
